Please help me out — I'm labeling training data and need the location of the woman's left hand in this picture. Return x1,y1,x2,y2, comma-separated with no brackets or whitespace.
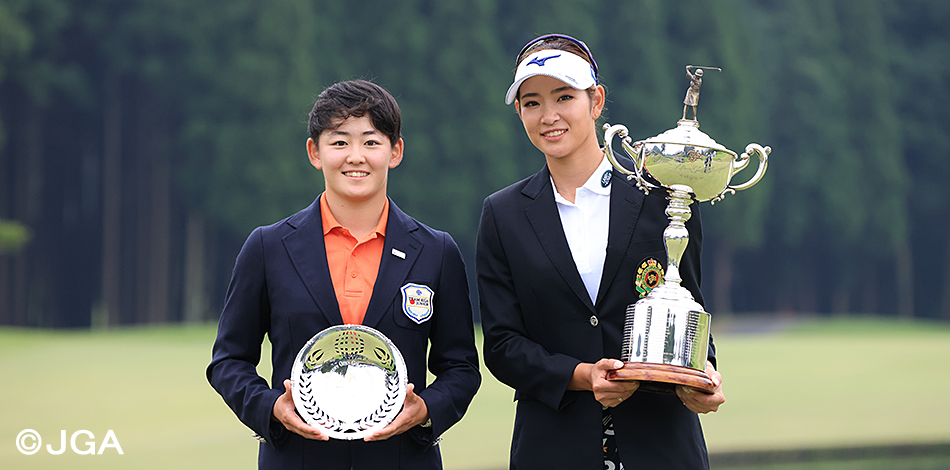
676,362,725,414
364,383,430,441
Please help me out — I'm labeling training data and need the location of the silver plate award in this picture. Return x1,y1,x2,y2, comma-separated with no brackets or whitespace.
291,325,408,440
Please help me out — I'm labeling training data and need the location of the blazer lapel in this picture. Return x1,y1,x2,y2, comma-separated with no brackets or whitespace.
282,198,344,326
361,199,421,329
522,166,596,312
596,169,645,306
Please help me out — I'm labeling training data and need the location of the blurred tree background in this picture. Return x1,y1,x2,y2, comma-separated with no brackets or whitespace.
1,0,947,327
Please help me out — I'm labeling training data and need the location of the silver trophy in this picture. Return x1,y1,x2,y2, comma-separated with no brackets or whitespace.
291,325,408,439
604,65,769,393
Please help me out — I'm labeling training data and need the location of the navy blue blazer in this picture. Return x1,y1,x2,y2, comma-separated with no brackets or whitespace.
476,163,714,470
208,197,480,470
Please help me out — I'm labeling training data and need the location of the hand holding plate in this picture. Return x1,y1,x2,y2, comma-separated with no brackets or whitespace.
274,379,329,441
364,383,430,441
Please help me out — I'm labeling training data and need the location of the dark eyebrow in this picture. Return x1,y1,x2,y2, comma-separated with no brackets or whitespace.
327,129,381,137
520,86,576,100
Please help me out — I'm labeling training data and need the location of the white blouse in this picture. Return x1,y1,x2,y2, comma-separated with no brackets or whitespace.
551,156,613,305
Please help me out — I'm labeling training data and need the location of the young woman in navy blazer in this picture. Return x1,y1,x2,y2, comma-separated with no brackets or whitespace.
209,80,480,470
476,35,725,470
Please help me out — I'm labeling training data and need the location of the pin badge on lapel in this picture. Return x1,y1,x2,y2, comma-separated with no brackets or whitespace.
392,248,406,259
401,283,434,324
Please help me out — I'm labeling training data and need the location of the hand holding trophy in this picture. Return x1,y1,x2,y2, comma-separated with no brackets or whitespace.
603,66,770,394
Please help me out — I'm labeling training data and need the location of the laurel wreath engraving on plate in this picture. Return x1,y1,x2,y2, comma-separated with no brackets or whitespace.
291,325,408,440
296,357,402,435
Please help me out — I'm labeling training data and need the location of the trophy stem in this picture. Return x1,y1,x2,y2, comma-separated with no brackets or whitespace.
662,184,693,289
608,182,713,394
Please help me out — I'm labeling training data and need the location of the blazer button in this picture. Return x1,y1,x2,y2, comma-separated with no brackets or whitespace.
589,315,599,327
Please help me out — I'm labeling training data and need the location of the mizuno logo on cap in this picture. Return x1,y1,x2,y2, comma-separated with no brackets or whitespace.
526,53,560,67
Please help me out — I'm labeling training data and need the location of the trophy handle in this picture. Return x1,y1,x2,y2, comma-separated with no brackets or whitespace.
728,143,770,192
706,142,768,203
603,123,654,194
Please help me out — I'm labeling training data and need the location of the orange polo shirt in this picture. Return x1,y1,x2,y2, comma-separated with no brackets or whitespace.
320,193,388,325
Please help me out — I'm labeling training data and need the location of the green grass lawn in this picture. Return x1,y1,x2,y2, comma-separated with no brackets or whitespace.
702,316,950,453
1,316,949,470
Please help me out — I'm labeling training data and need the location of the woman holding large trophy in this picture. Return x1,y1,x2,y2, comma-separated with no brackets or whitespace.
476,34,726,469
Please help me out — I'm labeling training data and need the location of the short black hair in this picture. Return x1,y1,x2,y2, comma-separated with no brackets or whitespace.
308,79,402,145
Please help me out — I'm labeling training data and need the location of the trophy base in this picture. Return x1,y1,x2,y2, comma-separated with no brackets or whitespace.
607,362,715,395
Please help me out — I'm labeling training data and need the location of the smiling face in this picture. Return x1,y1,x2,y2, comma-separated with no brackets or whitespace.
516,74,605,163
307,114,403,207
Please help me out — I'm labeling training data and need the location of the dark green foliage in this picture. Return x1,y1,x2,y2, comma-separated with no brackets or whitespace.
0,0,948,325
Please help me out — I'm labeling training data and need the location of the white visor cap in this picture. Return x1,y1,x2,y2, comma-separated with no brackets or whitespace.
505,50,597,105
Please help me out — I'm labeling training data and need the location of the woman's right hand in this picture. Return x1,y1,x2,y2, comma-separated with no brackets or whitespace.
273,379,329,441
570,359,639,407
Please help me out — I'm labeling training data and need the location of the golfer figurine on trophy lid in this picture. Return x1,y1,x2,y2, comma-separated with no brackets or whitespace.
603,65,770,394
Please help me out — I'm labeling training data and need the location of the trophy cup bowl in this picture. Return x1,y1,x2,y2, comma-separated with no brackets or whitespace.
602,116,769,395
604,119,769,204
